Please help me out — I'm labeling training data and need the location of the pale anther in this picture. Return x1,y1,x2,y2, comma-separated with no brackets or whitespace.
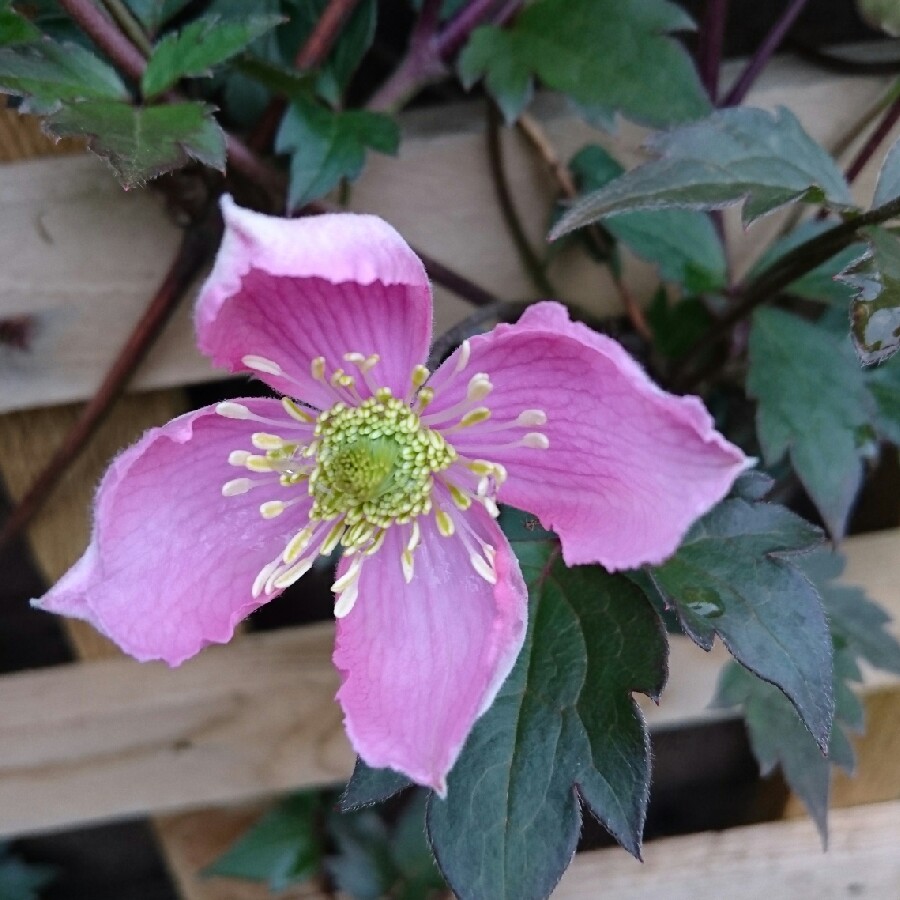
407,520,421,552
252,432,285,450
259,500,286,519
242,355,284,376
454,339,471,374
245,455,274,472
522,432,550,449
332,556,363,594
467,373,492,401
252,559,281,599
470,553,497,584
222,478,253,497
228,450,252,466
283,526,314,564
272,558,314,590
334,578,360,618
311,356,326,381
436,509,455,537
282,397,314,422
401,549,415,584
458,407,491,428
411,365,430,389
216,401,253,419
517,409,547,426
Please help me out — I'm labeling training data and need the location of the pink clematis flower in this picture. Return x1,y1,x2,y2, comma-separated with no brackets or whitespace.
35,197,748,794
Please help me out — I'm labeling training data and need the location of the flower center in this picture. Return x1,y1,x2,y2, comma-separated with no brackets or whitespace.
218,346,549,617
309,394,456,528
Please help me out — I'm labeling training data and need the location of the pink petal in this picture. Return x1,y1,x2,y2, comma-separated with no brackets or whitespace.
429,302,749,570
333,508,527,795
34,400,305,666
195,197,432,407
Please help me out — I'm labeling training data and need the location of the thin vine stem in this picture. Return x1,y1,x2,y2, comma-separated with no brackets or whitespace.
249,0,363,152
514,112,652,339
721,0,810,107
845,96,900,185
673,194,900,390
697,0,729,103
100,0,153,55
367,0,521,112
486,103,556,296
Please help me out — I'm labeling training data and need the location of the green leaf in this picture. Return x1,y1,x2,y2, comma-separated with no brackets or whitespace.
458,27,532,122
233,55,315,102
0,6,40,46
45,100,226,188
748,308,872,538
749,221,861,305
0,39,128,113
714,662,837,843
276,97,399,209
458,0,709,126
0,843,56,900
803,551,900,675
124,0,192,35
141,14,283,98
205,793,326,890
873,135,900,206
646,291,714,360
316,0,376,106
866,357,900,444
328,797,445,900
341,758,412,811
570,144,727,292
427,541,667,900
838,226,900,364
326,811,395,900
388,794,446,899
717,546,899,842
649,497,833,748
551,107,854,239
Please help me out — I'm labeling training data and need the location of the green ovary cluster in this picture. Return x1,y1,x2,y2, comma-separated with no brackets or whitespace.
309,394,456,529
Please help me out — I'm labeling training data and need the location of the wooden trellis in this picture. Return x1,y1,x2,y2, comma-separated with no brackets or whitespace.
1,53,899,897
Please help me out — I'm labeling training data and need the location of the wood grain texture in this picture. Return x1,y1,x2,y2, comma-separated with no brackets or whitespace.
0,530,893,840
0,56,892,414
0,107,83,163
553,800,900,899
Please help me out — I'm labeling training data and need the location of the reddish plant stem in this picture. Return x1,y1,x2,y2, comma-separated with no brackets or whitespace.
437,0,508,58
721,0,810,107
59,0,145,81
486,103,555,296
515,113,652,339
0,210,223,550
417,251,499,308
697,0,729,103
845,96,900,185
249,0,363,153
367,0,521,112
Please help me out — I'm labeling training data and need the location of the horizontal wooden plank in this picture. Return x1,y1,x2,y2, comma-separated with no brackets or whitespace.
0,56,892,414
553,800,900,899
0,529,895,839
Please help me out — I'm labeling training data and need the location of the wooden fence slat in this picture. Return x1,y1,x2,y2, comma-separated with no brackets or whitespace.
0,529,894,840
553,800,900,899
0,55,892,414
